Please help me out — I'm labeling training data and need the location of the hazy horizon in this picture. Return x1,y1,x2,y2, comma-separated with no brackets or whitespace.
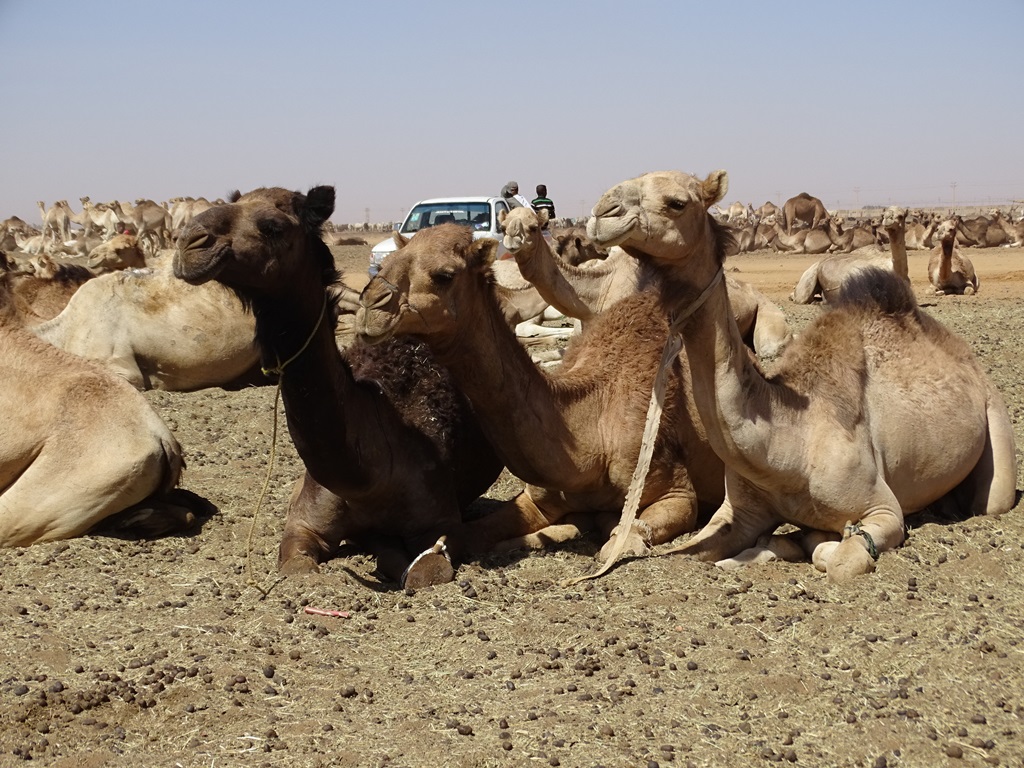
3,1,1021,228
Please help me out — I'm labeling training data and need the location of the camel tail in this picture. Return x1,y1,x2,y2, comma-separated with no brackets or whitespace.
833,267,917,316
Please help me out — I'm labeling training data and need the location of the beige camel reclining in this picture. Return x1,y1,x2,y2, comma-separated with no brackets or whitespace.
0,271,204,547
32,264,260,391
587,170,1017,582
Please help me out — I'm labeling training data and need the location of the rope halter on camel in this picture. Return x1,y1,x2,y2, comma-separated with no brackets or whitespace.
566,266,725,586
245,295,329,597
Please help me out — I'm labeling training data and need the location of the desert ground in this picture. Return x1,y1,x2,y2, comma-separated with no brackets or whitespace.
2,237,1024,768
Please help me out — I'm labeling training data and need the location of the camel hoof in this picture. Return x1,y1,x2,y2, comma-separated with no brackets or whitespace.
597,529,650,562
826,536,876,584
401,553,454,590
715,547,778,570
279,553,321,575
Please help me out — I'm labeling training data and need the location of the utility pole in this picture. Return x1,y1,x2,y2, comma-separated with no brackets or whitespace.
364,207,370,228
951,181,957,209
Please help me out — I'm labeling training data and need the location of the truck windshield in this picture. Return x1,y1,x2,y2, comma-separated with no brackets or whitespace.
401,203,491,233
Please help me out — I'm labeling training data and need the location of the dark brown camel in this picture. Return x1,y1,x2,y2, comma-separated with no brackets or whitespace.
173,186,503,589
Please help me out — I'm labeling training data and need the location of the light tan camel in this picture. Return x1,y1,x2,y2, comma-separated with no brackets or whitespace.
905,211,942,250
825,216,881,253
499,206,791,356
768,218,832,254
32,264,259,391
0,271,205,547
86,233,148,271
587,170,1017,582
118,199,171,253
37,201,71,244
356,223,726,560
790,206,909,304
990,210,1024,248
78,197,120,240
929,219,979,295
782,192,828,234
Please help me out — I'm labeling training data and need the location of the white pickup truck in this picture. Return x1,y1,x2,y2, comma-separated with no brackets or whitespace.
369,196,516,277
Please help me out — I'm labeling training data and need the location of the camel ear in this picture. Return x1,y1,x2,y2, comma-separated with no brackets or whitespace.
303,186,335,228
469,237,499,267
701,171,729,209
537,209,549,226
393,231,409,249
498,209,508,225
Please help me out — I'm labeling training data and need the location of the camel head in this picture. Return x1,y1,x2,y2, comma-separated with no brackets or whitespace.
936,218,959,247
881,206,907,233
356,223,498,346
587,170,729,265
499,206,547,252
87,234,145,271
173,186,335,296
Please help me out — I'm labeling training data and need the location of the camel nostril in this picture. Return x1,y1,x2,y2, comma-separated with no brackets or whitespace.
591,200,621,218
180,232,213,252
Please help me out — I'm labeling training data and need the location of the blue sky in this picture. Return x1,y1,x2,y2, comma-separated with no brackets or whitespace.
2,0,1021,227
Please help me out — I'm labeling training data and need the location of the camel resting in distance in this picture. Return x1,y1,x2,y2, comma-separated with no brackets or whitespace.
356,223,727,561
499,206,792,357
1,237,150,324
587,170,1017,582
790,206,910,304
929,219,978,296
174,185,503,589
782,192,828,234
32,264,260,391
0,270,206,548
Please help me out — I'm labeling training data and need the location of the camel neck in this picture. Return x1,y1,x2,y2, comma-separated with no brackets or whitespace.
888,227,908,279
672,274,777,473
425,279,582,486
251,288,372,491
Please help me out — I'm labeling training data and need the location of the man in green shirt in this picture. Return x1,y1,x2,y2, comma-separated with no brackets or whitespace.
531,184,556,227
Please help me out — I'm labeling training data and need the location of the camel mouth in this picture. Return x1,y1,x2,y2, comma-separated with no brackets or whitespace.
352,305,397,347
172,245,229,285
587,211,640,248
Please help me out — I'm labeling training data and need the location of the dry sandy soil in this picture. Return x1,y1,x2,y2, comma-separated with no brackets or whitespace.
2,240,1024,768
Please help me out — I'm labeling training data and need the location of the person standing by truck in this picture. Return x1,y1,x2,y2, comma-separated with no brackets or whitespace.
501,181,530,209
531,184,556,227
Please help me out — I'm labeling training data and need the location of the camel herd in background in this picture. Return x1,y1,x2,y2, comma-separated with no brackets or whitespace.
0,179,1018,588
716,193,1024,255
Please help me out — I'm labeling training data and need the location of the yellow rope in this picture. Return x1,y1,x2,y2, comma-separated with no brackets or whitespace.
245,296,328,598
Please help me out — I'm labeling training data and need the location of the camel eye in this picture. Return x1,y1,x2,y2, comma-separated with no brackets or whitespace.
257,218,286,238
431,271,455,286
666,198,687,212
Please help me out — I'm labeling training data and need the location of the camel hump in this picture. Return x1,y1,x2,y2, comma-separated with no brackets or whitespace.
833,267,917,317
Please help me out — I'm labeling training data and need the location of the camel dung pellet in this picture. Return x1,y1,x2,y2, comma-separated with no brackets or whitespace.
456,724,473,736
598,723,614,737
946,744,964,758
